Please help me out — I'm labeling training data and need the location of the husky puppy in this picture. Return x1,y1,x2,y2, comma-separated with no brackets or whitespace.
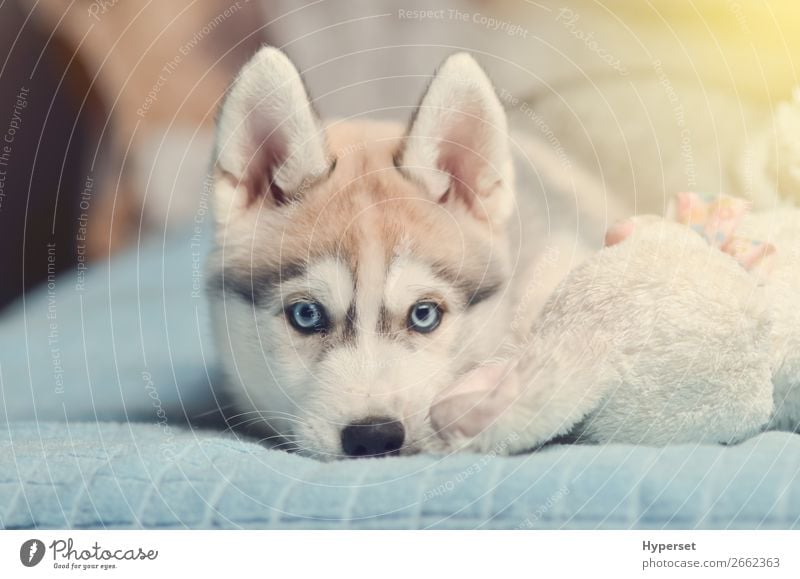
207,47,608,459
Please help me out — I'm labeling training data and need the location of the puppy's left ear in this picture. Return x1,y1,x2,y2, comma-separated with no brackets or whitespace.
398,53,513,224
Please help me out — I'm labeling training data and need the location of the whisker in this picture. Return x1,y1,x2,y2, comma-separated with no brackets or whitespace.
191,402,239,419
266,440,300,450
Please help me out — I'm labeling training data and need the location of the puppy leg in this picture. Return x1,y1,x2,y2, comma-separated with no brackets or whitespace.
431,333,617,454
430,363,520,441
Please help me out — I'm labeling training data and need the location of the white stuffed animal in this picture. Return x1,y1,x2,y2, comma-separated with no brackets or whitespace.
431,193,800,453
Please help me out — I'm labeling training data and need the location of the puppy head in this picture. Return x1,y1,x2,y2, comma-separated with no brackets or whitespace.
208,47,515,459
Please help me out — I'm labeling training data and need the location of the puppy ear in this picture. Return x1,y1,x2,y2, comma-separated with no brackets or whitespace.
398,53,513,224
213,46,329,214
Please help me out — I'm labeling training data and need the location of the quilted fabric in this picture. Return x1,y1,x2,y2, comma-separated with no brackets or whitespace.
1,422,799,529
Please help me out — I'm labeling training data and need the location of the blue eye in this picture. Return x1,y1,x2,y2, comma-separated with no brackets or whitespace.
408,301,442,333
287,301,328,334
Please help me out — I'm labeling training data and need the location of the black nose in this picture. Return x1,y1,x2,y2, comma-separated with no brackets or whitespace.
341,417,405,458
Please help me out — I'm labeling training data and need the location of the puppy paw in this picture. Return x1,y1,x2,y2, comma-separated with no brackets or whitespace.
430,363,520,451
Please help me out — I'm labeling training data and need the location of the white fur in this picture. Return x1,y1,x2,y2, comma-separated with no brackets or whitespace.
282,258,354,318
383,257,458,314
740,210,800,431
434,213,800,453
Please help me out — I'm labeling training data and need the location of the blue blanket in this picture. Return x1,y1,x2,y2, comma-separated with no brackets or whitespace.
2,423,798,529
1,226,799,529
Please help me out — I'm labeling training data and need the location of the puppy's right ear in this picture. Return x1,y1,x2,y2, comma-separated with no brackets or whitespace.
213,46,329,218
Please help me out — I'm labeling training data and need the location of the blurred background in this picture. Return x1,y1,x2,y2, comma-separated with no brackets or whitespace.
1,0,799,309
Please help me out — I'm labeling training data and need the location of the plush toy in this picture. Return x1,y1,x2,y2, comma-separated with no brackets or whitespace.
431,193,800,453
